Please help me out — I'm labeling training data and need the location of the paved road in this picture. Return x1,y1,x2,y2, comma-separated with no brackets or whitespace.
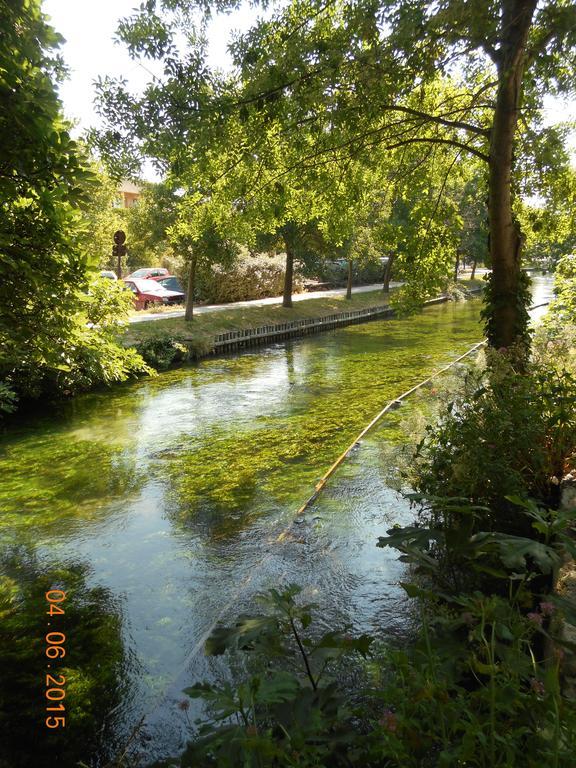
128,283,401,324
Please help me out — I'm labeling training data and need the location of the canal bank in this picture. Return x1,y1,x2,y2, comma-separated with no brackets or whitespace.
124,284,482,365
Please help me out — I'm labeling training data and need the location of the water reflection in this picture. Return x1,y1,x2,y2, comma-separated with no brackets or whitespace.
0,547,132,767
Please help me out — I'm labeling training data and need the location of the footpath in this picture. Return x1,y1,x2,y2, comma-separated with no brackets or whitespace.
128,282,396,324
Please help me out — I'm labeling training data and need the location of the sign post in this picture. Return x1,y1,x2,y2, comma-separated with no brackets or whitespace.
112,230,127,279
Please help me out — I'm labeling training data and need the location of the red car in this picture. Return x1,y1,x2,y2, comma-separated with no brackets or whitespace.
123,277,185,310
126,267,169,279
149,274,185,294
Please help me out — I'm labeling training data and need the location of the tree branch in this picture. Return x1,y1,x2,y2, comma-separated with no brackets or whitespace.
378,103,489,137
380,136,489,162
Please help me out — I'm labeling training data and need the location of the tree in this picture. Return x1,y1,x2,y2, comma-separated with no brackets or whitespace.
319,158,391,299
0,0,149,409
519,165,576,269
457,169,489,280
1,0,89,387
362,141,468,305
97,0,575,349
230,0,575,348
125,181,180,270
79,164,127,271
545,252,576,326
168,195,240,319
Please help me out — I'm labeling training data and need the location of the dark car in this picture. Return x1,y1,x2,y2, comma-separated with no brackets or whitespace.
123,278,185,310
126,267,169,279
149,274,185,294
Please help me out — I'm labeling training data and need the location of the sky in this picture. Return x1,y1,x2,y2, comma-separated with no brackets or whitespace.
42,0,257,134
43,0,575,168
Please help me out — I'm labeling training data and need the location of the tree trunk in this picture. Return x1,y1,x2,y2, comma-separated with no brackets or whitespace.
283,243,294,308
470,258,477,281
184,255,196,321
346,259,353,300
382,254,395,293
487,0,537,349
454,251,460,282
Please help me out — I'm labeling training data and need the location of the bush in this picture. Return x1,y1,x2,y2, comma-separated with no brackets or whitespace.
312,258,385,288
408,350,576,543
2,276,152,408
135,333,190,369
193,253,304,304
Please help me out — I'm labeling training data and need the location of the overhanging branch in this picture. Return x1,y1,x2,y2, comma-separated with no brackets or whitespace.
378,104,489,137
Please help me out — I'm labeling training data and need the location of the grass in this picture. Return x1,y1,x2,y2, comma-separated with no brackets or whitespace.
123,289,393,349
123,279,484,353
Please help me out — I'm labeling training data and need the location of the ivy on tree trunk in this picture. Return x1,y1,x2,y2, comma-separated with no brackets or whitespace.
487,0,537,349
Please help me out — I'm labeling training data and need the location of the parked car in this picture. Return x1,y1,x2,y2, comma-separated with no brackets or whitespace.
100,270,118,280
149,274,185,294
126,267,169,279
123,278,185,310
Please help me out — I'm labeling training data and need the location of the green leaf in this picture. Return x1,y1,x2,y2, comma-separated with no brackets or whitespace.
204,615,277,655
255,672,300,705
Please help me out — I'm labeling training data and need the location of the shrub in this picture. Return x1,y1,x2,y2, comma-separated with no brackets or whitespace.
312,258,385,288
2,276,152,407
194,253,304,304
135,333,190,369
408,351,576,542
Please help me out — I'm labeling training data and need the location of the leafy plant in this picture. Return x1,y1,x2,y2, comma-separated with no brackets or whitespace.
0,2,151,413
164,564,576,768
174,585,372,768
135,333,190,369
408,351,576,541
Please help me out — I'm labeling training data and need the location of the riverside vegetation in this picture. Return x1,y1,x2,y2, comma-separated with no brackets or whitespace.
127,282,480,371
126,289,397,369
158,263,576,768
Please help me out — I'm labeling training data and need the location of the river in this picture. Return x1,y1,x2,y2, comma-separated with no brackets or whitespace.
0,276,553,767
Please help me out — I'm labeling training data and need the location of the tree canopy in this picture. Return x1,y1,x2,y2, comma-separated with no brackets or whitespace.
95,0,576,348
0,0,148,411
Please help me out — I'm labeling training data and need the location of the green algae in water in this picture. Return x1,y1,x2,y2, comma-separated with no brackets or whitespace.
0,437,143,539
0,300,482,544
0,298,485,765
159,301,483,532
0,301,484,541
